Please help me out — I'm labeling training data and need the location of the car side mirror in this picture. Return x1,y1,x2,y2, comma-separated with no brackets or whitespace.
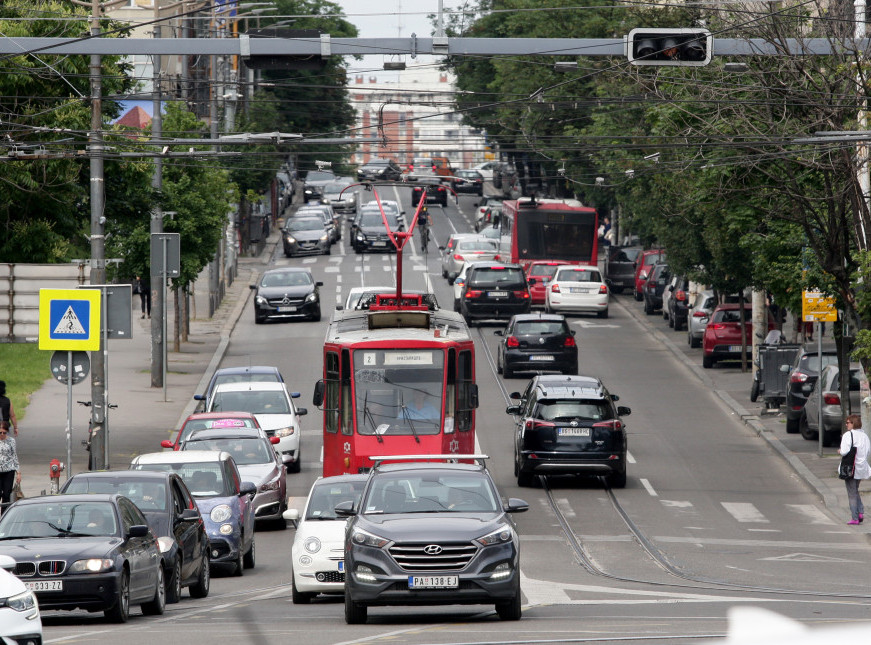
297,408,308,416
128,525,149,539
504,498,529,513
180,508,200,521
494,329,504,336
282,508,300,522
438,245,445,251
509,391,522,399
571,330,576,336
336,304,344,311
291,392,300,399
194,394,205,401
316,281,324,287
160,440,174,449
506,405,521,415
334,500,357,517
313,380,325,406
473,202,479,208
249,284,257,290
617,405,632,416
240,482,257,497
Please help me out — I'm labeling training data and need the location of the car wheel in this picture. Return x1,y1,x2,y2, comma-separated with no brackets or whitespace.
105,568,131,623
495,587,522,621
702,354,713,369
324,246,331,255
799,412,817,441
690,334,701,349
667,311,673,326
597,308,608,319
292,570,314,604
442,268,448,279
310,307,321,322
497,353,503,375
634,288,642,302
517,469,534,487
750,378,760,403
233,547,244,577
188,551,210,599
142,563,166,616
644,300,653,315
607,469,627,489
244,539,256,570
166,555,182,604
254,315,265,325
785,415,800,434
448,276,455,285
345,588,367,624
503,362,514,379
611,286,624,294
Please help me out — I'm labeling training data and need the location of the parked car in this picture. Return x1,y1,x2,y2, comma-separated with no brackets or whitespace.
470,161,499,181
193,365,289,414
633,249,666,301
459,262,531,323
250,267,323,324
0,494,166,622
302,169,337,201
507,375,631,488
206,381,307,471
322,180,357,213
351,210,403,253
474,196,503,231
284,475,367,604
411,178,448,206
702,303,774,369
687,290,717,348
337,457,527,624
0,555,41,641
800,364,861,446
663,275,691,331
442,238,501,283
525,260,572,306
131,450,256,576
642,262,671,315
451,169,484,195
784,345,840,432
179,428,287,524
61,470,210,603
545,265,609,318
495,313,577,377
605,246,642,294
282,217,331,257
356,158,402,182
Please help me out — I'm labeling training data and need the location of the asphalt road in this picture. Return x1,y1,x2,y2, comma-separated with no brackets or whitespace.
42,187,871,644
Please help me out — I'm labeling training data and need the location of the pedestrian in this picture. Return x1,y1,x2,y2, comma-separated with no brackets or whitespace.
840,414,871,525
0,381,17,437
134,275,151,319
0,421,20,514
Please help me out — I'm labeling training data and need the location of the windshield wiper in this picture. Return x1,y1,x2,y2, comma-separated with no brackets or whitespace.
362,390,383,443
398,392,421,444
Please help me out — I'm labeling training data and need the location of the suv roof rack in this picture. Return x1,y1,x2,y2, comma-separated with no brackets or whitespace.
370,454,489,467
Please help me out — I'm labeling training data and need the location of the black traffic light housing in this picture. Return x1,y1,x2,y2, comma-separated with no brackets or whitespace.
627,28,712,66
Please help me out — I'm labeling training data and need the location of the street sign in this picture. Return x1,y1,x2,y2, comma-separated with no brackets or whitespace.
50,350,90,385
802,290,837,322
151,232,181,278
38,289,101,351
80,284,133,339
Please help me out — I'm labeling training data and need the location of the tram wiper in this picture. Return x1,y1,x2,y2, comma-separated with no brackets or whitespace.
362,390,383,443
398,393,421,444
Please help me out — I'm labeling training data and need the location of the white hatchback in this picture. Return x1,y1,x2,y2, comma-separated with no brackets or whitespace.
545,265,610,318
0,555,41,643
207,382,306,472
284,475,367,604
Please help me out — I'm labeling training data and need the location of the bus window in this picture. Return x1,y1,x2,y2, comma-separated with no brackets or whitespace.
325,352,339,434
341,349,353,435
444,349,457,434
457,350,473,431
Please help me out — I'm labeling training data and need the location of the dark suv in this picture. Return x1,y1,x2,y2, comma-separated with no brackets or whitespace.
460,262,531,323
506,375,631,488
642,262,671,315
337,457,528,624
784,345,840,433
665,275,691,331
605,246,642,294
494,313,577,377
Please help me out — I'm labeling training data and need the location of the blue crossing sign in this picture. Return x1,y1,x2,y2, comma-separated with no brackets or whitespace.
38,289,101,351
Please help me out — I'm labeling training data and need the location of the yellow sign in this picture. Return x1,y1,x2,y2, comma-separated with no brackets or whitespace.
801,290,837,322
38,289,101,351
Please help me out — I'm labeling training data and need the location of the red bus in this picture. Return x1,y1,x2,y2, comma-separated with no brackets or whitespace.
499,197,599,272
313,297,479,476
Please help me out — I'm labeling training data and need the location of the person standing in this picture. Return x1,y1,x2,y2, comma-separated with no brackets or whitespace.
0,381,17,437
840,414,871,525
0,421,20,513
134,275,151,319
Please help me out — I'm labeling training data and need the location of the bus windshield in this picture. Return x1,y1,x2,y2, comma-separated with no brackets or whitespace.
516,210,596,262
353,349,444,437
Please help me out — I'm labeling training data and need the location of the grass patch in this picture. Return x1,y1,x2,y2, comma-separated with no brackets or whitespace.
0,344,53,423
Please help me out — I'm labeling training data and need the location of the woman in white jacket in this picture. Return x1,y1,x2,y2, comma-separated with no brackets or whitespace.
840,414,871,525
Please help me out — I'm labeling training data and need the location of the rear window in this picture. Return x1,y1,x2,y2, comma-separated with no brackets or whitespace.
612,248,641,262
534,399,611,422
529,264,561,278
133,462,232,498
514,321,569,335
555,268,602,283
457,240,499,252
713,308,751,323
468,267,525,288
643,252,664,266
799,353,839,372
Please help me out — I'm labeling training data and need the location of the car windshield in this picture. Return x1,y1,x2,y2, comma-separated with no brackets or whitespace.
529,264,561,278
643,252,664,266
134,462,232,498
364,160,390,167
306,171,334,182
457,241,499,252
360,213,399,228
362,472,499,514
324,182,350,194
183,438,271,465
0,500,119,538
260,271,313,288
468,267,525,288
514,321,568,335
211,390,291,415
535,399,610,422
63,477,168,512
288,219,324,232
179,416,257,443
353,349,445,436
305,480,366,520
555,269,602,283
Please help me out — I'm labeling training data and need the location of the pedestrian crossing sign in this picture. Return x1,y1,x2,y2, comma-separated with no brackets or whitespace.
38,289,101,351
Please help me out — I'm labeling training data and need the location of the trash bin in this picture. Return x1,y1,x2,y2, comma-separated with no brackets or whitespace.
755,343,802,410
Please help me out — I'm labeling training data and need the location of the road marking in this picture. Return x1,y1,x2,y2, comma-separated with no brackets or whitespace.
761,552,861,563
786,504,834,525
640,478,657,497
329,256,342,262
626,450,636,464
555,497,575,518
302,257,316,264
336,273,342,283
655,535,870,549
572,320,621,329
661,500,694,509
722,502,768,523
324,265,340,273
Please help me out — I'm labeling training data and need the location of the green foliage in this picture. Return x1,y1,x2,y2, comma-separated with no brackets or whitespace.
0,343,52,422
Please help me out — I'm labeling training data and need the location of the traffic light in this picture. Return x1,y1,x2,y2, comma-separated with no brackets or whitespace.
626,28,712,67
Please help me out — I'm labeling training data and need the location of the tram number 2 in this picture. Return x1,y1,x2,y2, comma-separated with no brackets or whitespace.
363,352,377,366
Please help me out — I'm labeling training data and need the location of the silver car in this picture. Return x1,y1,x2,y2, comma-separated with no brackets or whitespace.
323,181,357,213
687,289,717,348
297,205,339,243
442,237,501,282
800,364,861,447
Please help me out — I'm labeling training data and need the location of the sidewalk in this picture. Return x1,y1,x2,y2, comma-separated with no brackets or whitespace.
16,232,279,496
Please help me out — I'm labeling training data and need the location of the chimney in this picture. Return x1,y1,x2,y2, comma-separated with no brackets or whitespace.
439,73,448,83
355,75,364,84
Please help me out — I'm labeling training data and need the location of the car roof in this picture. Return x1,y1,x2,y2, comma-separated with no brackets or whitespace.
374,461,486,474
184,411,259,421
133,450,231,465
312,474,369,487
213,382,287,393
510,313,566,323
262,267,312,275
555,265,598,272
532,375,606,399
185,428,265,441
67,470,174,482
713,303,751,311
467,261,523,270
213,366,280,377
16,493,123,506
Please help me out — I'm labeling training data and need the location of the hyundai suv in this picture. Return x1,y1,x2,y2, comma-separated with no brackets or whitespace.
506,375,631,488
337,456,527,624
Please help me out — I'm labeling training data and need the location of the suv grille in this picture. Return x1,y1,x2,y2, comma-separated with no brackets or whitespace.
388,542,478,571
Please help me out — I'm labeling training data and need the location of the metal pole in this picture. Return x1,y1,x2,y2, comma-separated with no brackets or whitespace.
102,288,109,469
151,20,165,388
817,322,824,457
66,351,73,481
163,237,169,402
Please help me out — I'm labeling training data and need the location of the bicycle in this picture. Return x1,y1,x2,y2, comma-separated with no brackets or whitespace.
419,222,430,253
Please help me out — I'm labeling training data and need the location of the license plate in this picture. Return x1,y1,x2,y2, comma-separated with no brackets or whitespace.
277,306,297,313
728,345,745,352
408,575,458,589
373,241,387,247
558,427,591,437
488,291,508,297
570,287,590,294
530,355,554,361
26,580,63,592
338,561,344,573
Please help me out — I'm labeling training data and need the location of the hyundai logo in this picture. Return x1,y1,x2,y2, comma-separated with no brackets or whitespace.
423,545,442,555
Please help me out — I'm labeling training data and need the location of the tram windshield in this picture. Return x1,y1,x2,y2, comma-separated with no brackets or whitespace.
353,349,444,437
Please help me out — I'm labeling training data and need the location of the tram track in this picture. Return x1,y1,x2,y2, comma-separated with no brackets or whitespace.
473,325,871,600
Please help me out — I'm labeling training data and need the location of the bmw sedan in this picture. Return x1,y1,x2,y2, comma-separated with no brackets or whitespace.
250,267,323,323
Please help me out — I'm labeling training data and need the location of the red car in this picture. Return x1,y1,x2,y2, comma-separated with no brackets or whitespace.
702,303,775,368
633,250,666,301
524,260,572,306
160,412,263,449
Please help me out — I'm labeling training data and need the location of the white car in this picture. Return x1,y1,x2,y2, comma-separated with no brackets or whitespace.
545,265,610,318
470,161,499,181
0,555,41,643
207,382,306,472
284,475,367,604
452,262,472,311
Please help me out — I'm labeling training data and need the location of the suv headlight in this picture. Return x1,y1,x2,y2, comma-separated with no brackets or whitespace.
351,528,390,549
305,292,318,303
210,504,232,523
4,590,36,613
69,558,114,573
319,233,329,242
274,426,295,437
475,525,513,546
255,296,267,305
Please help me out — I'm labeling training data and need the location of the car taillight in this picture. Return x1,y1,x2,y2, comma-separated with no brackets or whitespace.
592,420,623,431
676,290,686,301
599,285,608,294
790,371,808,383
506,336,520,348
564,336,576,347
465,290,482,299
494,254,501,260
524,419,555,432
711,323,727,330
823,393,841,405
551,284,561,293
693,311,708,318
454,254,464,261
513,290,530,299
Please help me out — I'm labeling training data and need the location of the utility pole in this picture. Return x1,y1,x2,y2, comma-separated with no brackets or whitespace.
150,13,165,388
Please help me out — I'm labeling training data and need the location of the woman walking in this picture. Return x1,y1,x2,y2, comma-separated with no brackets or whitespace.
840,414,871,525
0,421,20,514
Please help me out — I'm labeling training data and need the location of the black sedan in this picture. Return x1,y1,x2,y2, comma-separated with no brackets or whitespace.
356,158,402,181
61,471,210,604
411,179,448,206
351,211,403,253
250,268,323,323
451,169,484,195
495,313,577,377
0,494,166,622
